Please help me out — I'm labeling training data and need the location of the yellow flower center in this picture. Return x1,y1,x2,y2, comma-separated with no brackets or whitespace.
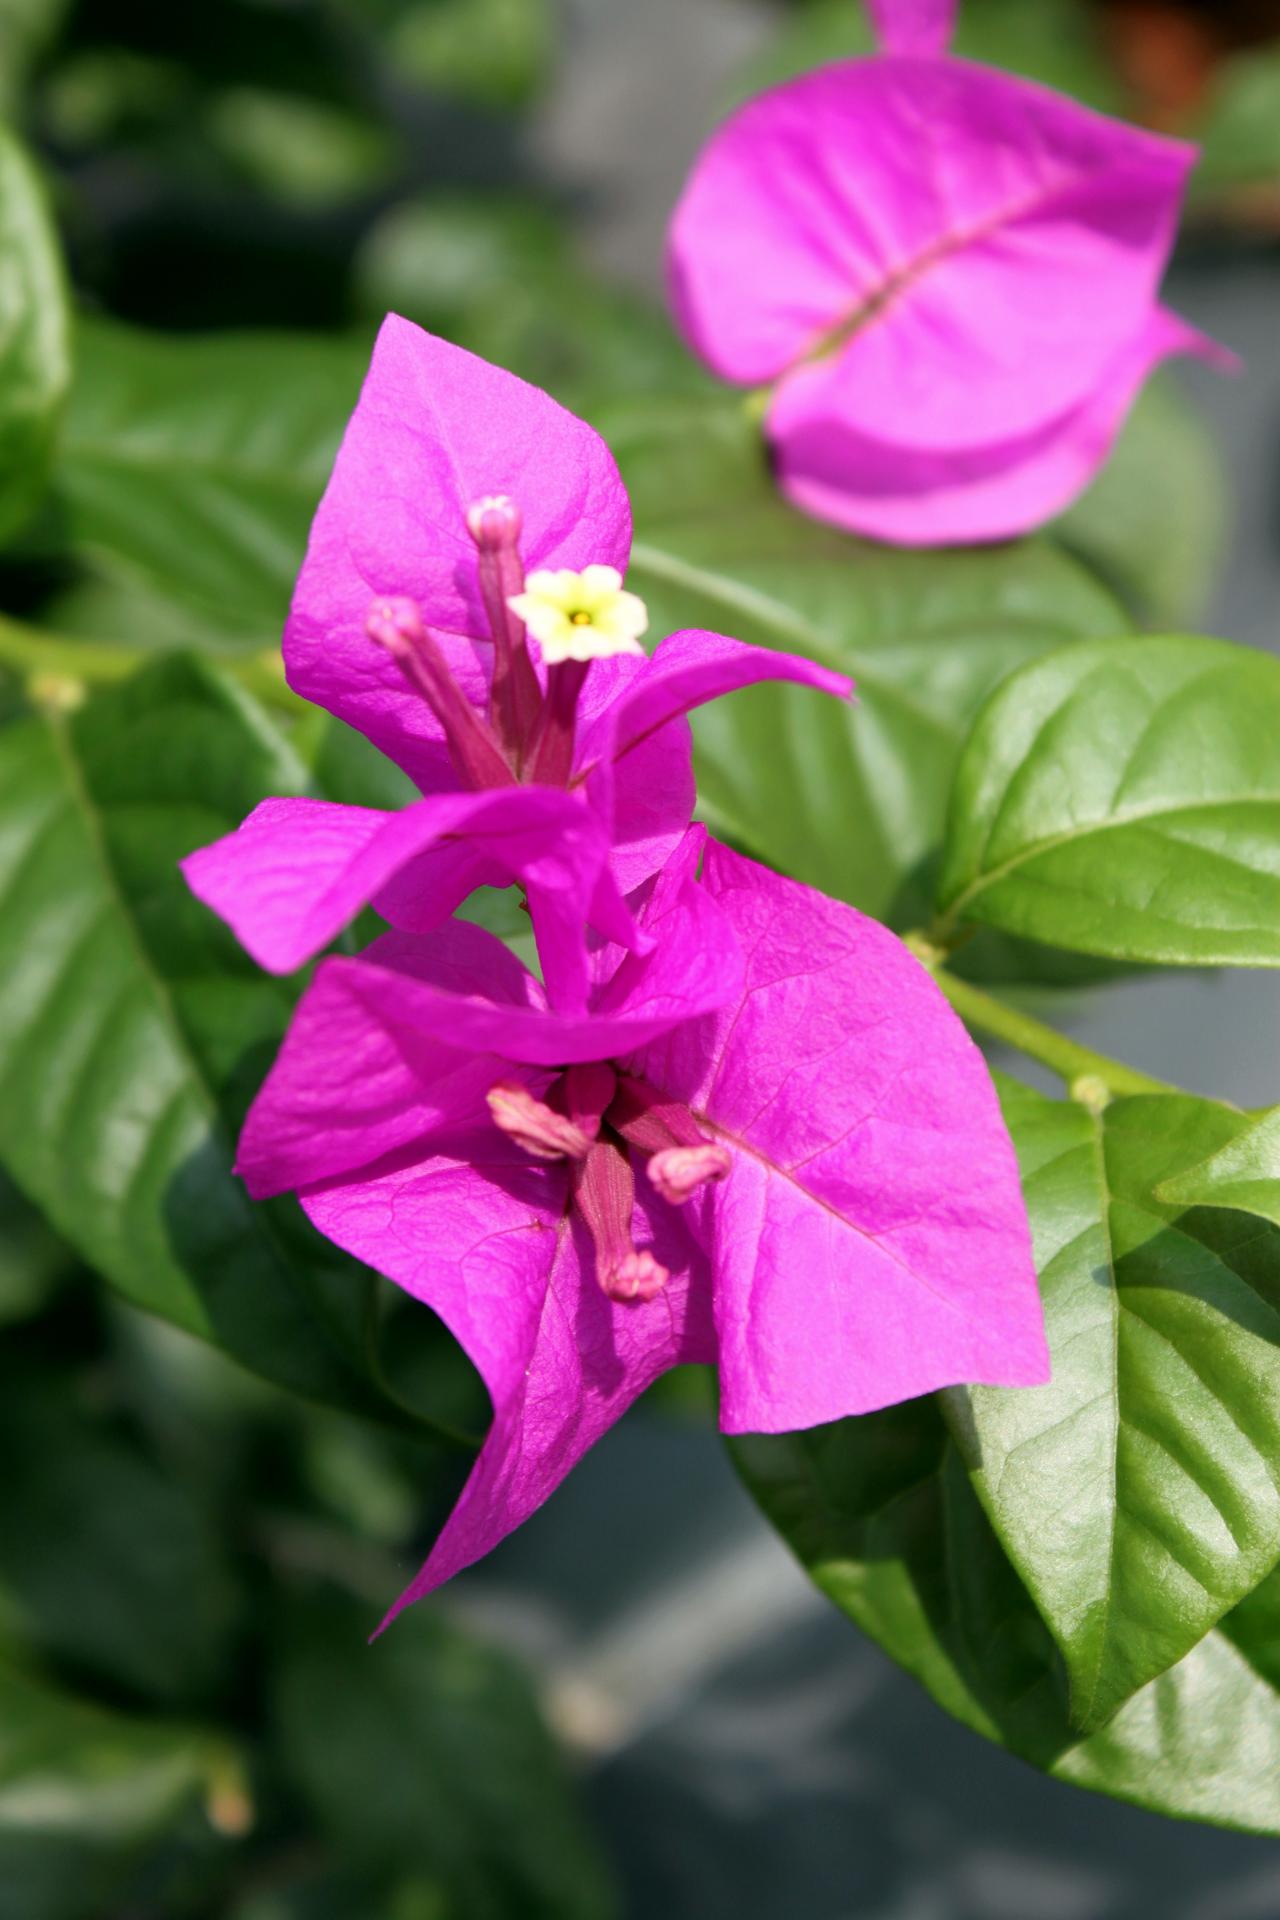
507,565,650,666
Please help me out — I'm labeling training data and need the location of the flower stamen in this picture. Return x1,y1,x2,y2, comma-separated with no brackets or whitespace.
466,494,543,766
366,596,514,790
487,1081,593,1161
571,1136,670,1304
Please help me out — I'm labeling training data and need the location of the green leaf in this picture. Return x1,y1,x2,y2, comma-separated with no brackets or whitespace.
380,0,551,108
1223,1559,1280,1692
0,1368,239,1702
938,634,1280,966
206,89,397,208
1195,45,1280,194
50,317,364,647
1054,376,1226,629
943,1076,1280,1732
733,1389,1280,1833
0,0,71,113
0,125,71,543
272,1587,615,1920
0,654,454,1430
0,1168,73,1326
623,504,1123,926
0,1659,237,1920
1157,1105,1280,1224
734,0,1119,113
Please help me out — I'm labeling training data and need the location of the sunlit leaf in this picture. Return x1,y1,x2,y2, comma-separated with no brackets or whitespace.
733,1383,1280,1833
946,1077,1280,1732
939,635,1280,966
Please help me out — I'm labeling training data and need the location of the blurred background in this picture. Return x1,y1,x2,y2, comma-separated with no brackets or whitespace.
3,1,1280,1915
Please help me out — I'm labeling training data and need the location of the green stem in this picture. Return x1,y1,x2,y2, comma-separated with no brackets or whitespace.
917,954,1178,1101
0,612,303,714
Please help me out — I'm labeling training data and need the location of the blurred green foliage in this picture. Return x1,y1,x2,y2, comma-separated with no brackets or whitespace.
0,0,1274,1908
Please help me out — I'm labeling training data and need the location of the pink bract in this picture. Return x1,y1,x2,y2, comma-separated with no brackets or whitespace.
666,0,1230,544
182,321,851,1010
242,829,1049,1620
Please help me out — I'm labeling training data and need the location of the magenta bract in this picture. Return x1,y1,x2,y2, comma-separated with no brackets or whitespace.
239,828,1048,1621
666,0,1231,544
182,319,851,1011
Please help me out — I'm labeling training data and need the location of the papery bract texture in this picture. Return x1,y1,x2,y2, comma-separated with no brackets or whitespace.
285,314,632,788
238,829,1046,1615
667,40,1226,542
632,841,1049,1430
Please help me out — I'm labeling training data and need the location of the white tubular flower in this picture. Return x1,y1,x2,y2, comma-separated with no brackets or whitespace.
508,565,649,665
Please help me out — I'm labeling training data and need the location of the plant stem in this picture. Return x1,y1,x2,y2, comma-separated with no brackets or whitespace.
918,955,1178,1101
0,612,302,714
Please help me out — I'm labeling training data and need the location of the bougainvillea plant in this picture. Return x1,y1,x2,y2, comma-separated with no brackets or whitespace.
3,0,1280,1874
183,320,1048,1620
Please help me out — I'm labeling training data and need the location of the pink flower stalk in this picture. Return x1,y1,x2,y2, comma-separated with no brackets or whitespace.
236,825,1049,1624
667,0,1235,546
182,318,850,1011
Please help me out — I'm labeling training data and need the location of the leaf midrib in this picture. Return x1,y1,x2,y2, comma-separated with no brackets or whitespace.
945,790,1280,925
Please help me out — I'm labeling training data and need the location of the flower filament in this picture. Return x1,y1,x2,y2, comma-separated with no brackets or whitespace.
488,1062,731,1303
366,496,647,788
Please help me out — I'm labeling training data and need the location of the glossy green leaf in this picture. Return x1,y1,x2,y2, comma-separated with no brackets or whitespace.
1157,1105,1280,1224
733,1387,1280,1833
272,1587,615,1920
625,506,1123,926
943,1077,1280,1732
51,318,364,646
0,125,71,542
0,655,453,1430
0,1660,236,1920
938,635,1280,965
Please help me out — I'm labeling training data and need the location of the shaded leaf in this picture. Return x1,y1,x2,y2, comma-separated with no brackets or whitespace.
1195,45,1280,194
0,1659,236,1920
272,1587,615,1920
1054,375,1226,629
0,654,456,1430
0,1167,73,1325
733,0,1118,112
0,125,71,542
938,635,1280,966
0,1370,239,1703
0,0,71,113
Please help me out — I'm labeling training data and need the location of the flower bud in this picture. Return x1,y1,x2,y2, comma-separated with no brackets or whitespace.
466,493,523,551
